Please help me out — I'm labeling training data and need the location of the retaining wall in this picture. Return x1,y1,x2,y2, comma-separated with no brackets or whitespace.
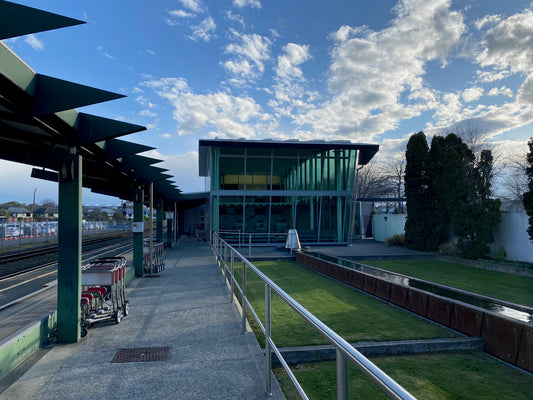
0,311,56,382
295,251,533,373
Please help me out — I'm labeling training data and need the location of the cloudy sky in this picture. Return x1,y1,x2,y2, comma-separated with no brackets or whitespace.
2,0,532,205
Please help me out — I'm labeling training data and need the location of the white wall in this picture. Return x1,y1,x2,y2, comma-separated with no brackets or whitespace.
372,214,406,243
372,205,533,263
490,206,533,263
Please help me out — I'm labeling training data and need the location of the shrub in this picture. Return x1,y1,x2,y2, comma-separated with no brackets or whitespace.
386,233,405,246
439,241,461,256
493,246,507,262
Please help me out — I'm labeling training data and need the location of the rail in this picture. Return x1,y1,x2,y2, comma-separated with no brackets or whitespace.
211,232,417,400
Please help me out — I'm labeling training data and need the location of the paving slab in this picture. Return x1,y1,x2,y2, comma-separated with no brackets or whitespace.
1,238,284,400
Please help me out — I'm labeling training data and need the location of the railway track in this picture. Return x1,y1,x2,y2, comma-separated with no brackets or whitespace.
0,232,132,279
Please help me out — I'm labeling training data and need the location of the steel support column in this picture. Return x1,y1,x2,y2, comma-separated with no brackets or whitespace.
156,198,163,243
133,188,144,277
57,154,82,343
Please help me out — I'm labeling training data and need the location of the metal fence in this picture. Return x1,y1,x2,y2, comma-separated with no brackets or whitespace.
0,221,128,248
211,232,417,400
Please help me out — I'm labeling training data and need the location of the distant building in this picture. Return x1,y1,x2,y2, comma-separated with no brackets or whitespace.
7,206,32,220
33,207,59,219
199,138,379,244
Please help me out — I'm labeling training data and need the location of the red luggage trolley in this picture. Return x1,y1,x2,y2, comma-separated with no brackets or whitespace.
80,256,129,337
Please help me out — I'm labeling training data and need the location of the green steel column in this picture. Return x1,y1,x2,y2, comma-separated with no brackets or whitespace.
133,188,144,277
336,151,343,242
57,155,82,343
156,199,163,243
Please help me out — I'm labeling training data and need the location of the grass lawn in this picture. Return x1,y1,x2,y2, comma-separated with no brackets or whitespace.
235,260,457,348
361,259,533,307
274,351,533,400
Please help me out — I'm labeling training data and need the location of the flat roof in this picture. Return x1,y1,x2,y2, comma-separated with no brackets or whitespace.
199,138,379,176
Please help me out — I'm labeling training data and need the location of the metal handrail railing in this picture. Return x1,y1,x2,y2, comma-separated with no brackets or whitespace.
211,232,417,400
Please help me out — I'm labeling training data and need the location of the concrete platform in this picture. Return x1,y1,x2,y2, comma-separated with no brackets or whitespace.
1,239,285,400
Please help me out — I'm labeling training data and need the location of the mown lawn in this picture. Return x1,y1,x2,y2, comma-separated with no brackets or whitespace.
274,352,533,400
361,259,533,307
234,260,457,348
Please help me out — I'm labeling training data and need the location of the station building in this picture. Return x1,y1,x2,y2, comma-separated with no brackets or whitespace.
198,139,379,244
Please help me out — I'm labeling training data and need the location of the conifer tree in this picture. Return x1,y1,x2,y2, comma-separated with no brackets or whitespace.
524,138,533,241
404,132,433,250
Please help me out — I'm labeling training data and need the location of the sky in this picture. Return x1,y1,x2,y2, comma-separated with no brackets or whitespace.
1,0,532,205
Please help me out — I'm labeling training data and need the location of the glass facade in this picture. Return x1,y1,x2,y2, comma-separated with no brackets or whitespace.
200,140,378,244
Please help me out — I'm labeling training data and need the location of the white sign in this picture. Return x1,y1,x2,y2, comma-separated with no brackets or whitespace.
165,212,174,219
132,222,144,233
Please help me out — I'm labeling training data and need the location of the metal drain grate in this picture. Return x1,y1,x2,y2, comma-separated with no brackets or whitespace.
111,346,171,363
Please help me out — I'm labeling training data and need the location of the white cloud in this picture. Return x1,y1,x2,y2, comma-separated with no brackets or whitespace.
488,86,513,97
168,9,195,18
476,9,533,78
142,77,275,138
233,0,261,9
225,11,245,28
140,109,158,117
161,133,172,139
222,29,271,83
461,86,484,102
293,0,464,140
188,16,216,42
275,43,311,80
180,0,204,13
97,46,115,60
25,34,44,51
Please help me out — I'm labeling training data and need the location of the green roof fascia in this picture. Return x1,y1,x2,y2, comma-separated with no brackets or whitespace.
56,111,146,145
0,42,36,93
121,154,163,170
0,1,84,40
32,74,125,116
97,139,155,160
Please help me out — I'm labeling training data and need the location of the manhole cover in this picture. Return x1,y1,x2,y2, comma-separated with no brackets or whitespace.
111,347,171,363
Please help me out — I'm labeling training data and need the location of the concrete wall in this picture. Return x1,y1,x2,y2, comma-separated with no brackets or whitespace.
372,214,406,243
490,207,533,263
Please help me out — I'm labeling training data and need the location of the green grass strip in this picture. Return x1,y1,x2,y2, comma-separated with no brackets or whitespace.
274,351,533,400
362,260,533,307
236,260,456,348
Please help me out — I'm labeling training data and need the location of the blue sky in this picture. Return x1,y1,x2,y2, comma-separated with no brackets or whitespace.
1,0,533,205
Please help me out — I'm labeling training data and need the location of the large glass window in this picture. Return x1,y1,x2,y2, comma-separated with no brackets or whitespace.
219,156,245,190
245,157,271,190
218,196,243,231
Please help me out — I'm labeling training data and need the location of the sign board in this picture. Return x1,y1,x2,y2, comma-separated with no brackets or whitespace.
132,222,144,233
165,212,174,220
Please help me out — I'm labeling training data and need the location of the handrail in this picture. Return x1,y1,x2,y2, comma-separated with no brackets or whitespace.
211,232,417,400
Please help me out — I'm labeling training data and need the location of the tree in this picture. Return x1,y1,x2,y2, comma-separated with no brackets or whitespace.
404,132,434,250
501,152,529,201
429,134,473,248
524,138,533,241
452,150,501,259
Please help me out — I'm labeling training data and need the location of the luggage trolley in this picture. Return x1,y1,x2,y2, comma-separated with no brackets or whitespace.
143,239,165,273
80,256,129,337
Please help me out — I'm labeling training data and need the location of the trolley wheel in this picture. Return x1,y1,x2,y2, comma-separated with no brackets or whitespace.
81,327,88,337
123,301,129,316
115,309,122,324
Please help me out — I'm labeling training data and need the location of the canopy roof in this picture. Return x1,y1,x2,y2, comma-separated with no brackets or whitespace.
0,1,181,203
199,138,380,177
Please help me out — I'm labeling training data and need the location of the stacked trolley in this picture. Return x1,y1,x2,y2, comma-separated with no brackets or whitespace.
80,256,129,337
143,239,165,273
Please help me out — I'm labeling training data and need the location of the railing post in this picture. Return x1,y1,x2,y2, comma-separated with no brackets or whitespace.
249,233,252,258
336,349,348,400
265,284,272,396
230,251,234,303
223,244,227,278
241,260,247,334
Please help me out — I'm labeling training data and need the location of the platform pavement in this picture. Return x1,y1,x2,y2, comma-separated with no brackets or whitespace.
1,238,285,400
